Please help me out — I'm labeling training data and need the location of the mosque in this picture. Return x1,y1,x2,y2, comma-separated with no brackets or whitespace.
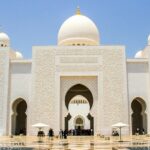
0,8,150,136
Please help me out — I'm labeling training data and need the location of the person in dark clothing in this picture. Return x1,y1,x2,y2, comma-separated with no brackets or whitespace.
63,129,68,139
142,128,145,135
38,130,45,137
48,128,54,139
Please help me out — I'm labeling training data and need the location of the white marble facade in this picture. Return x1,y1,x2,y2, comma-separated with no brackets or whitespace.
0,10,150,136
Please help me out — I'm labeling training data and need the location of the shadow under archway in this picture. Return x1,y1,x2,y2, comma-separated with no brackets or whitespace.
65,84,93,109
11,98,27,135
131,97,147,135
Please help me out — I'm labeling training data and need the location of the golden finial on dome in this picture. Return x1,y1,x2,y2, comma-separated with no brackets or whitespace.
76,6,81,15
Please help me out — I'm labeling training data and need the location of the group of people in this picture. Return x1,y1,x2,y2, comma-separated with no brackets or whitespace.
19,128,26,135
59,129,68,139
59,129,94,138
47,128,67,139
38,128,93,138
37,128,54,138
136,128,145,135
112,129,119,136
37,130,45,137
112,128,146,136
67,129,93,136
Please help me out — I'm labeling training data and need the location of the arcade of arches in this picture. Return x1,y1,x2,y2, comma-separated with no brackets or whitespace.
10,96,148,135
131,97,147,135
11,98,27,135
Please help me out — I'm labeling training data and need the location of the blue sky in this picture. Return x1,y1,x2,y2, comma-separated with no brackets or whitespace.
0,0,150,58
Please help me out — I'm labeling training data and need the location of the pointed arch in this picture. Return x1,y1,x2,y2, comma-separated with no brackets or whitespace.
64,84,94,133
65,84,93,109
11,98,27,135
131,97,147,135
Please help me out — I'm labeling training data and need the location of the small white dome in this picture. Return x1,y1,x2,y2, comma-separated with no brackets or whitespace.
134,50,143,58
58,9,100,46
15,51,23,59
148,35,150,45
0,32,10,47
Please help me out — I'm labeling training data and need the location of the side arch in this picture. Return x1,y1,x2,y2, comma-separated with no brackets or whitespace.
131,97,147,135
11,98,27,135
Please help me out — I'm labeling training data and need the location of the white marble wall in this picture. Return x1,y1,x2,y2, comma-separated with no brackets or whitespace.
9,61,32,135
0,49,10,135
27,46,129,136
29,47,57,135
0,44,149,136
99,47,128,135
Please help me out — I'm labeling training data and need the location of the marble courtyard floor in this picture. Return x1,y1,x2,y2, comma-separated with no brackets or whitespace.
0,135,150,150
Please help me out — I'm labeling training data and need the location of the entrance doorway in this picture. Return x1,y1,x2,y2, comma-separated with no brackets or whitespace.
11,98,27,135
68,95,90,130
131,98,147,135
75,116,84,129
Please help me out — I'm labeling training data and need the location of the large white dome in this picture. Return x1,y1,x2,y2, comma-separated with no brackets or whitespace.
58,10,100,46
0,32,10,47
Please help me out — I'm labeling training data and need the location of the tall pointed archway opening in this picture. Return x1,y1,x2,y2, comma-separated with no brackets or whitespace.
11,98,27,135
131,97,147,135
65,84,94,134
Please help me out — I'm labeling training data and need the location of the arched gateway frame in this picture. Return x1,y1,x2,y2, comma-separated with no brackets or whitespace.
65,84,94,132
11,98,27,135
131,97,147,135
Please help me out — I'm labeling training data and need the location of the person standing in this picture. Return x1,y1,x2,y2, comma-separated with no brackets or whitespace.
59,129,63,139
142,128,145,135
48,128,54,140
136,128,140,135
63,129,68,139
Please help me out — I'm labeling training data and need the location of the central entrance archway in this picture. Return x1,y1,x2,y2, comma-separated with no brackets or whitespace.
65,84,94,135
11,98,27,135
